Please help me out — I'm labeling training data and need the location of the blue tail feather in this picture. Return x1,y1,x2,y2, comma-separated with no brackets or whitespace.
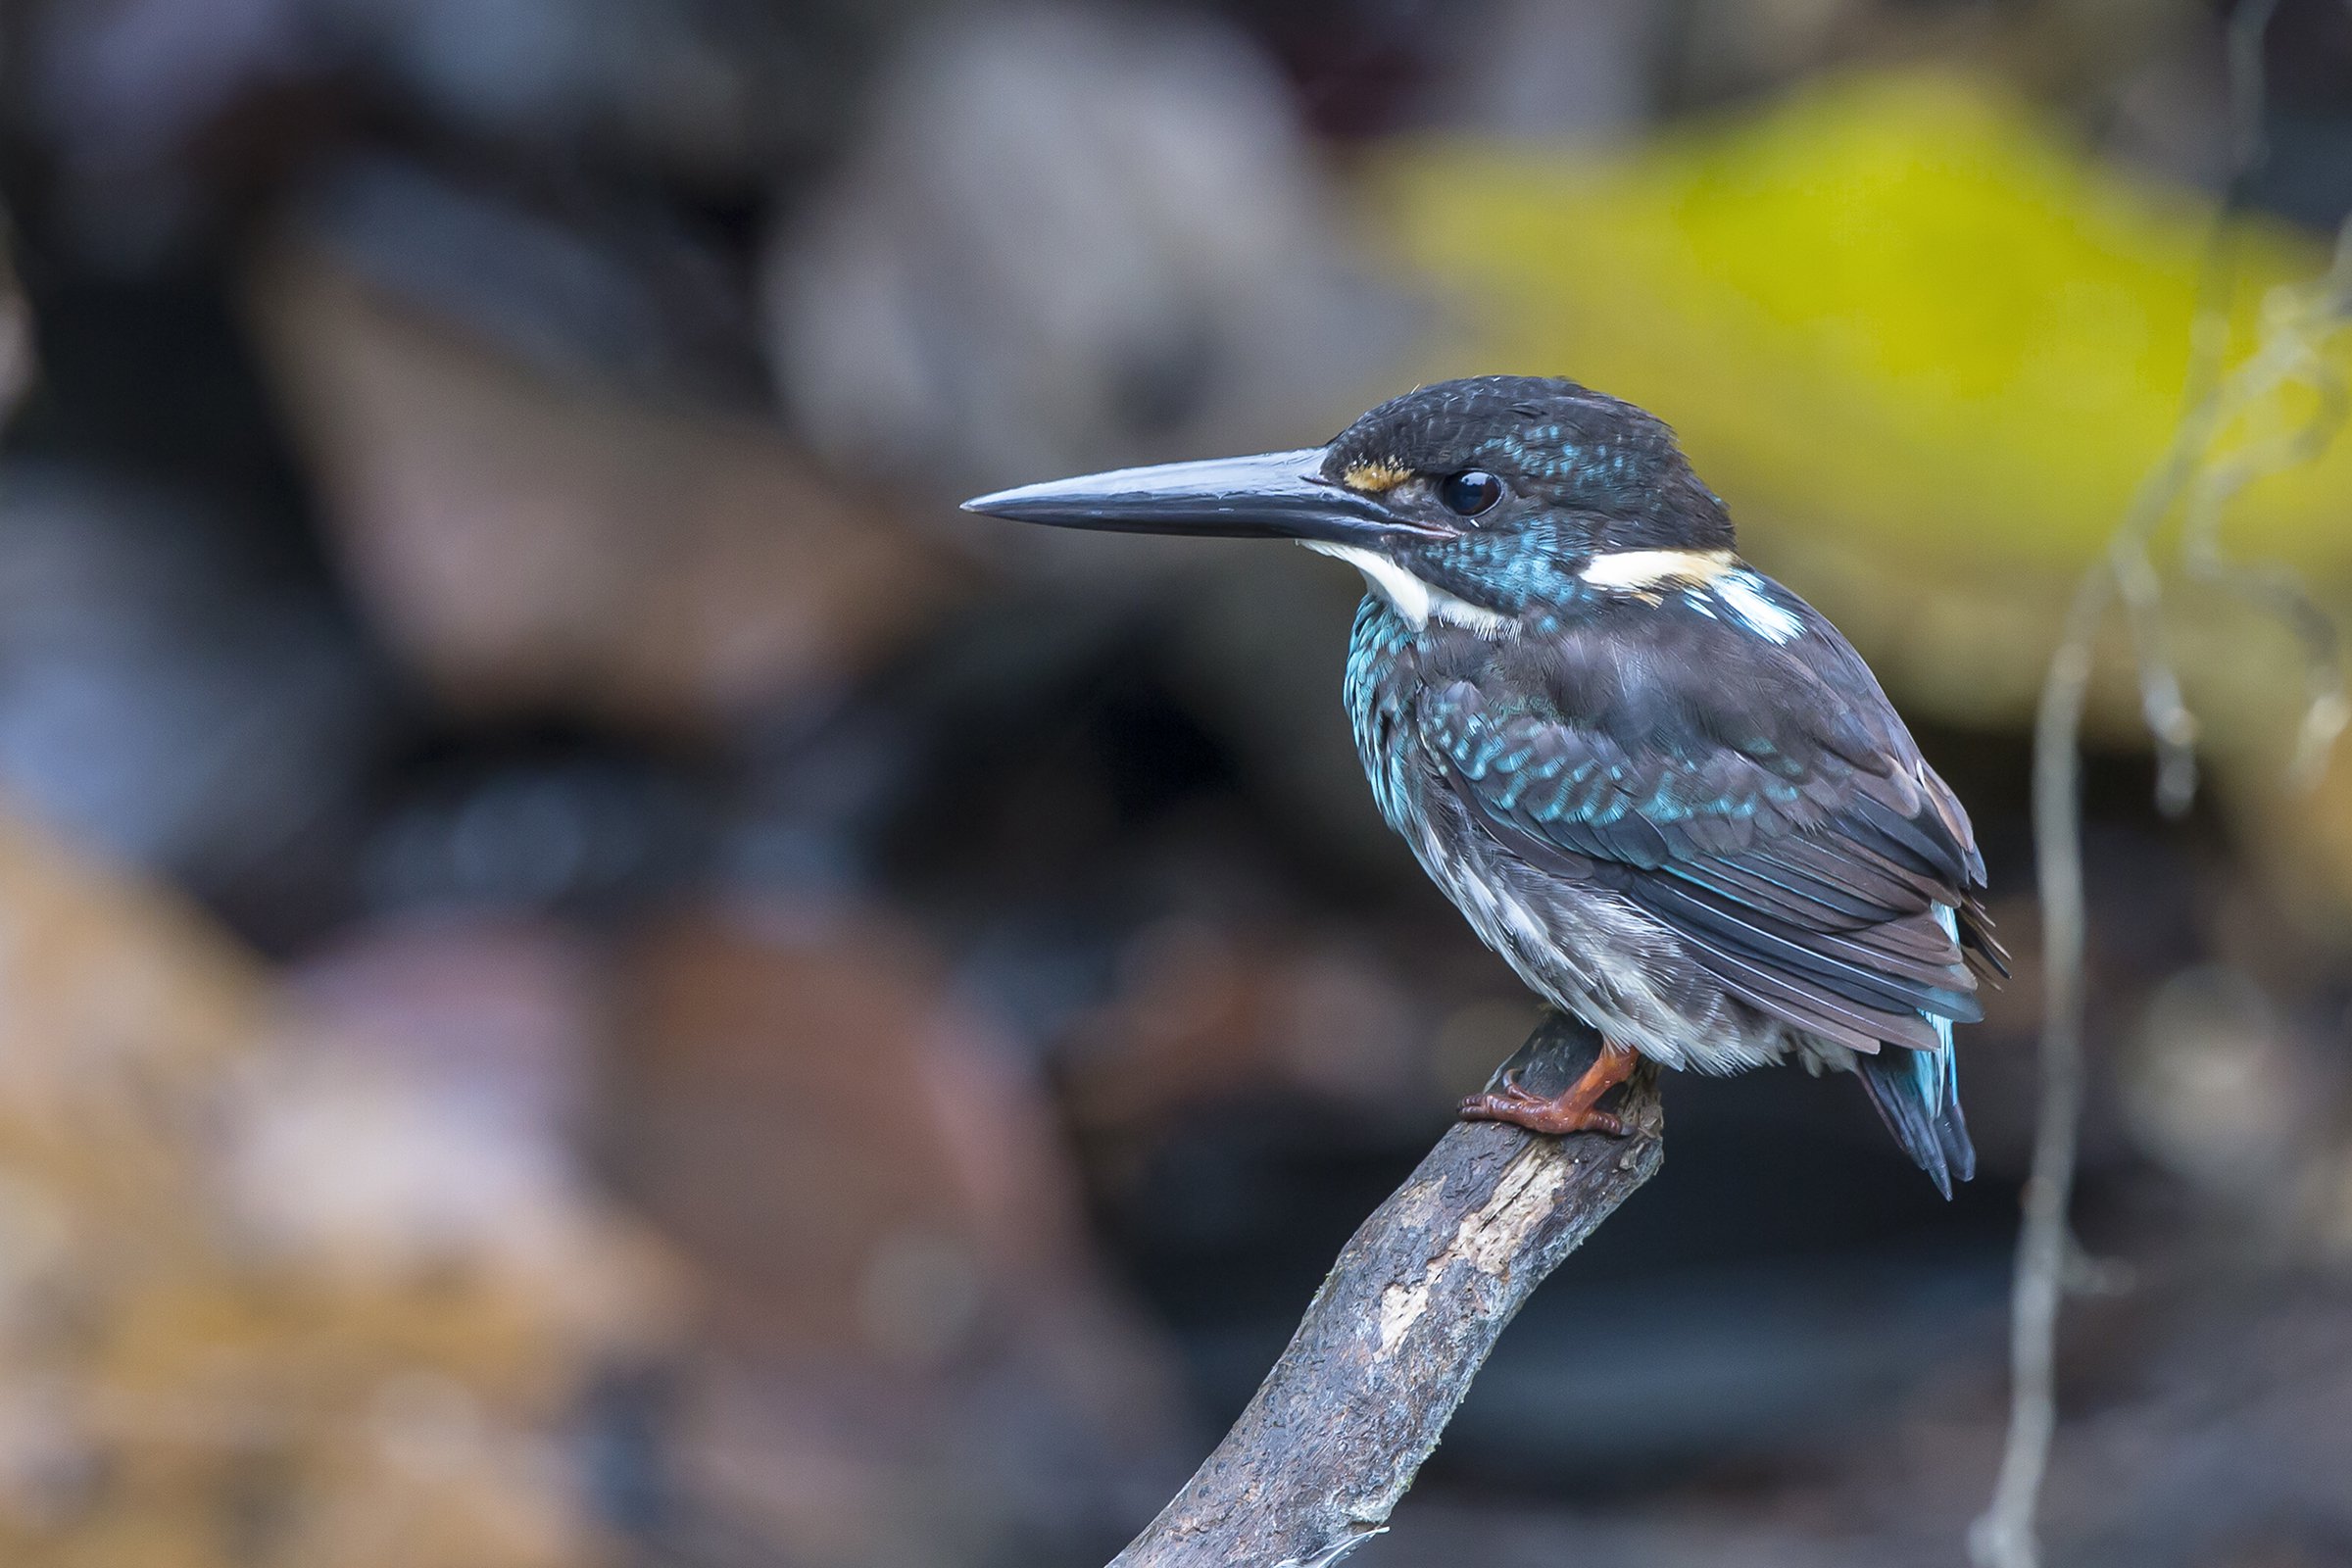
1855,905,1976,1199
1857,1029,1975,1199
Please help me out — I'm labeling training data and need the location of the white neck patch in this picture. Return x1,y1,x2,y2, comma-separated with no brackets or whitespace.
1301,542,1513,637
1580,549,1804,645
1579,547,1736,590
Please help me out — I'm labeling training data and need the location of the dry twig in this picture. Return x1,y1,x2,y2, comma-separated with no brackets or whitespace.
1972,9,2352,1563
1107,1012,1664,1568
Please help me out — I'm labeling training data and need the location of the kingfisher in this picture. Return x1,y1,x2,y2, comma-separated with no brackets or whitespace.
964,376,2004,1195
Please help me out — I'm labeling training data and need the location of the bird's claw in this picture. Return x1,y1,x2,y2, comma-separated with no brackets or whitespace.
1458,1070,1629,1138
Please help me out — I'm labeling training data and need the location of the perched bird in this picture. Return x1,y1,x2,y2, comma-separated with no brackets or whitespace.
965,376,2004,1195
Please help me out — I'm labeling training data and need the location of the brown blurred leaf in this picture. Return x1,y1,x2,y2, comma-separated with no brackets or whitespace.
249,244,961,731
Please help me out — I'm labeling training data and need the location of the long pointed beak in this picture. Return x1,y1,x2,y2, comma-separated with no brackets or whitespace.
961,449,1450,544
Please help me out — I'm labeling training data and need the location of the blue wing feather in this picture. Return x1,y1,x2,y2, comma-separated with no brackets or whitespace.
1410,578,1999,1189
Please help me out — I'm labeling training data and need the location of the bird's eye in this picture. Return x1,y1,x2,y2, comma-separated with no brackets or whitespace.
1437,469,1503,517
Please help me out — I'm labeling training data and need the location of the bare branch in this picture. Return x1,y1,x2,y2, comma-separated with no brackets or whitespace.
1108,1012,1664,1568
1971,563,2107,1568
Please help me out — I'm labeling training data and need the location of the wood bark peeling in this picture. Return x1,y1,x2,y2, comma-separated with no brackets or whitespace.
1107,1011,1666,1568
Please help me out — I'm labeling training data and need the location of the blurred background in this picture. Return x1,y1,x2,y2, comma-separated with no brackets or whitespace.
0,1,2350,1564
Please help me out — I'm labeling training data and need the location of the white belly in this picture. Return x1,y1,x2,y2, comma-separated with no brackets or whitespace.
1410,817,1838,1077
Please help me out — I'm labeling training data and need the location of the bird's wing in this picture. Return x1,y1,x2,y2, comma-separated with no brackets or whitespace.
1416,595,2003,1057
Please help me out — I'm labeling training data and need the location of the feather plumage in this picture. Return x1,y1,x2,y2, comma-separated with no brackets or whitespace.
1349,564,2002,1188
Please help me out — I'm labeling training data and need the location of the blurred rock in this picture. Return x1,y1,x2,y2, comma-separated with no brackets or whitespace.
250,242,958,729
293,155,771,411
763,3,1407,525
610,899,1182,1565
0,803,676,1567
305,0,898,190
16,0,323,268
13,0,904,270
0,461,387,935
1413,0,1663,142
281,914,612,1182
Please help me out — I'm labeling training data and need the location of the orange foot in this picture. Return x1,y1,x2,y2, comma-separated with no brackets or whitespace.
1458,1038,1639,1137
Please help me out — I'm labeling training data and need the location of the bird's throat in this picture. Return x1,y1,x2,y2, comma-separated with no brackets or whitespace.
1300,541,1512,637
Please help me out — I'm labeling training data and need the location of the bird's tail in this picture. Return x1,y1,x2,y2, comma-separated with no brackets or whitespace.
1856,1023,1975,1200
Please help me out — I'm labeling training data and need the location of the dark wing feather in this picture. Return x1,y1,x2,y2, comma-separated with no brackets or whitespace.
1416,587,2000,1054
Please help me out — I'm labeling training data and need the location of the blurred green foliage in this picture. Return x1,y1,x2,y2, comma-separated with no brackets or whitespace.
1374,72,2349,574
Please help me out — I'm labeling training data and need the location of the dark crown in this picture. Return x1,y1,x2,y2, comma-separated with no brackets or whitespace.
1323,375,1733,552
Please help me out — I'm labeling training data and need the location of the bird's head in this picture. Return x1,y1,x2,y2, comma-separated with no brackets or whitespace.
962,375,1734,631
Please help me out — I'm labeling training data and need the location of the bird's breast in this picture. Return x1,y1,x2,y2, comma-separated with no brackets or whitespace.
1341,597,1439,840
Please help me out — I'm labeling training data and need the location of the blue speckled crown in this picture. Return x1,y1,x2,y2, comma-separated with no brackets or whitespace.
1322,375,1732,550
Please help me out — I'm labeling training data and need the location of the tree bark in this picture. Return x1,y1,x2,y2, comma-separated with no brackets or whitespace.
1108,1011,1666,1567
